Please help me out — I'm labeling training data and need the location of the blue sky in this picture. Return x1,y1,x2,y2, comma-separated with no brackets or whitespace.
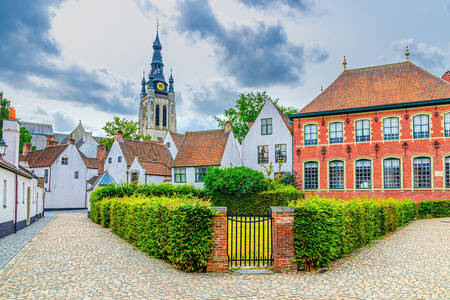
0,0,449,135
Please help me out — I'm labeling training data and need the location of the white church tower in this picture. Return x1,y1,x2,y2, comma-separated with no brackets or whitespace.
138,28,177,142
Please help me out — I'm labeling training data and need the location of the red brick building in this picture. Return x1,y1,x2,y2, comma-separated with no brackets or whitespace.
289,60,450,201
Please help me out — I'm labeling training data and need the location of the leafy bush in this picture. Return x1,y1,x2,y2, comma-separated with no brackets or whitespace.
105,195,216,272
211,184,303,214
417,200,450,218
293,196,416,271
203,166,267,197
90,183,206,224
275,171,300,188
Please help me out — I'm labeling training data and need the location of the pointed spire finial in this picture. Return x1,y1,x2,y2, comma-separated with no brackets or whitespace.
343,56,347,71
321,85,323,92
157,19,159,33
405,45,410,62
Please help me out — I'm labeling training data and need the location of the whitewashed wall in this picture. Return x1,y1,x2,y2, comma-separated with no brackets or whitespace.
163,133,179,159
104,141,127,183
242,100,293,178
79,134,98,158
172,167,202,188
145,175,166,184
221,132,242,168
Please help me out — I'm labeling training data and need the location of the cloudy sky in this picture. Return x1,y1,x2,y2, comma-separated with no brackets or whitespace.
0,0,449,136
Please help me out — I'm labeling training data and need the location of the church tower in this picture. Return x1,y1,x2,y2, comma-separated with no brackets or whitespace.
139,29,177,142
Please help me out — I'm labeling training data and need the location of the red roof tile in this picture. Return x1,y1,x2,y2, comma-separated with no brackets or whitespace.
272,100,293,134
0,158,33,178
118,139,172,168
20,145,68,168
299,62,450,115
140,160,171,176
78,150,100,169
170,133,185,149
173,130,229,167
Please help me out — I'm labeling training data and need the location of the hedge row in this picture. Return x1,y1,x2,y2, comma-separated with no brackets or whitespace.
417,200,450,218
294,196,416,271
90,183,206,224
211,184,303,214
99,196,216,272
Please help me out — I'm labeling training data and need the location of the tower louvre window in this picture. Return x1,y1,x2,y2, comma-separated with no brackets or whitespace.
163,106,167,127
155,105,160,126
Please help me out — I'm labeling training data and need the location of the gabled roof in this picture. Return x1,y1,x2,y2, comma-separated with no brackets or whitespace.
78,150,100,169
139,160,171,176
0,158,33,179
296,61,450,116
21,122,53,136
20,145,69,168
173,130,229,167
170,132,185,149
271,100,293,134
87,171,115,191
118,138,172,168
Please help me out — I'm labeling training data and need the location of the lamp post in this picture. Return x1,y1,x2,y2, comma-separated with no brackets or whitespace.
0,139,7,158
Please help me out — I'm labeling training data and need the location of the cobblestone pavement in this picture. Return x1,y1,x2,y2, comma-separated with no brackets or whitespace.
0,213,448,299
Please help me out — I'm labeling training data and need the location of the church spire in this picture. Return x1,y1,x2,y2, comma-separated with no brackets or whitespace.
149,23,167,93
141,71,147,96
169,68,174,93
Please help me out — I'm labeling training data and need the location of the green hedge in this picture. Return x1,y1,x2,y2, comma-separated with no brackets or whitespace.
293,196,416,271
100,196,216,272
90,183,206,224
211,184,303,214
417,200,450,218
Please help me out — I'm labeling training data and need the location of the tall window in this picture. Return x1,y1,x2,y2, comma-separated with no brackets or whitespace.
3,180,7,208
61,157,68,165
304,161,318,190
413,157,431,188
261,118,272,135
383,117,399,140
44,169,49,182
155,104,160,126
275,144,287,163
257,145,269,164
74,171,79,179
329,160,344,189
445,157,450,189
413,115,429,139
355,159,372,189
163,105,167,127
195,167,207,182
304,124,317,145
355,120,370,142
22,183,25,204
130,172,139,183
174,168,186,183
383,158,401,189
444,113,450,137
329,122,343,144
118,156,122,163
108,157,112,164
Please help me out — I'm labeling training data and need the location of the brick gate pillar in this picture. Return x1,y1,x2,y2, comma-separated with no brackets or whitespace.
207,207,228,272
271,207,296,272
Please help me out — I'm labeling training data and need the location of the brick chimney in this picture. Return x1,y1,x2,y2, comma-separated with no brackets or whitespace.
69,135,75,145
46,138,58,148
224,121,233,133
442,71,450,83
249,121,254,130
114,130,123,142
22,142,32,155
97,144,106,162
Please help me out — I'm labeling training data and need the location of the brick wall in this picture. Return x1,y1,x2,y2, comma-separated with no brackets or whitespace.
207,207,229,273
271,207,296,272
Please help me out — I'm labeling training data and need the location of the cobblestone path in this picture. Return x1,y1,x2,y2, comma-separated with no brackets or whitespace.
0,213,448,299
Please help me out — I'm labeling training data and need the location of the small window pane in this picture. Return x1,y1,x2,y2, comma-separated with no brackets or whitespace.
304,124,317,145
108,157,112,164
258,145,269,164
275,144,287,163
413,157,431,188
74,171,79,179
329,160,344,189
131,172,139,183
445,157,450,189
413,115,429,139
444,114,450,137
383,158,401,189
356,120,370,142
118,156,122,163
329,122,343,144
261,118,272,135
304,162,318,190
174,168,186,183
195,167,207,182
61,157,68,165
383,117,399,140
355,159,372,189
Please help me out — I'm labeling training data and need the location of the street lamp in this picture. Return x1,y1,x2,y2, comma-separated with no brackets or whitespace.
0,139,7,157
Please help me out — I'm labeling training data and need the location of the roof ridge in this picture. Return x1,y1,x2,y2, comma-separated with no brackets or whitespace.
347,61,409,72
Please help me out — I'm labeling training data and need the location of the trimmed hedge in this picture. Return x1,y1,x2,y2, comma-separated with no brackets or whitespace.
100,196,216,272
417,200,450,218
211,184,303,214
90,183,206,224
294,196,416,271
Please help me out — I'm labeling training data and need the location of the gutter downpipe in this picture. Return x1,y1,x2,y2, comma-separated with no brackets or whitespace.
14,173,18,233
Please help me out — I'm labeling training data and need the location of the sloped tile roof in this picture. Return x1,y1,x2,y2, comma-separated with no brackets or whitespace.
170,133,185,149
118,139,172,168
173,130,229,167
78,150,100,169
299,61,450,115
21,122,53,136
0,158,33,178
272,101,293,134
20,145,68,168
140,160,171,176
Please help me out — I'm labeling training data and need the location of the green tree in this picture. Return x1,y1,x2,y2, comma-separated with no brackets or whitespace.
19,127,32,153
214,91,297,143
100,116,151,150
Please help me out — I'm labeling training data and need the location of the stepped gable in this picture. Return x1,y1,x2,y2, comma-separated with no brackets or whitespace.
299,61,450,114
118,138,172,168
20,145,68,168
173,130,229,167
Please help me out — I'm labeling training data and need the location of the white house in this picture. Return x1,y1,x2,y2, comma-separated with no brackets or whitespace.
104,131,173,184
20,139,99,210
241,99,293,178
163,132,184,159
0,117,44,238
77,131,99,158
172,124,242,188
129,157,171,184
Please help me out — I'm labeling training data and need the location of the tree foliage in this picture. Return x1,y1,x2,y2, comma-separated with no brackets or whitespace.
101,116,151,150
214,91,298,143
19,127,32,153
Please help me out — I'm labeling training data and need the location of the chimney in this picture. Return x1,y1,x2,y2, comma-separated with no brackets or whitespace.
2,108,20,167
22,142,32,155
224,121,233,133
69,134,75,145
442,71,450,83
46,138,58,148
97,143,106,162
114,130,123,142
249,121,254,130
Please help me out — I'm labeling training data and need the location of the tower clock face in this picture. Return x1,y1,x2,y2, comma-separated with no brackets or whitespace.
156,82,165,91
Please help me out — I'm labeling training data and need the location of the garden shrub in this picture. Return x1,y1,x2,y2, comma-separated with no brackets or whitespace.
107,195,216,272
417,200,450,218
293,196,416,271
275,171,300,188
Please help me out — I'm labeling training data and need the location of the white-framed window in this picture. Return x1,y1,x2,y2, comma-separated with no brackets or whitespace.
355,159,372,189
3,180,7,208
174,168,186,183
329,122,343,144
304,124,317,145
413,115,429,139
355,120,370,142
195,167,207,182
61,157,68,165
383,117,399,140
329,160,344,189
261,118,272,135
44,169,49,182
130,172,139,183
304,161,319,190
257,145,269,164
444,113,450,137
108,157,112,164
118,156,122,163
383,158,401,189
74,171,79,179
275,144,287,163
413,157,431,188
167,142,171,148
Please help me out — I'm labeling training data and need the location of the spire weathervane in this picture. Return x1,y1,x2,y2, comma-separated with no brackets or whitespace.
343,56,347,70
405,45,410,62
321,85,323,92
